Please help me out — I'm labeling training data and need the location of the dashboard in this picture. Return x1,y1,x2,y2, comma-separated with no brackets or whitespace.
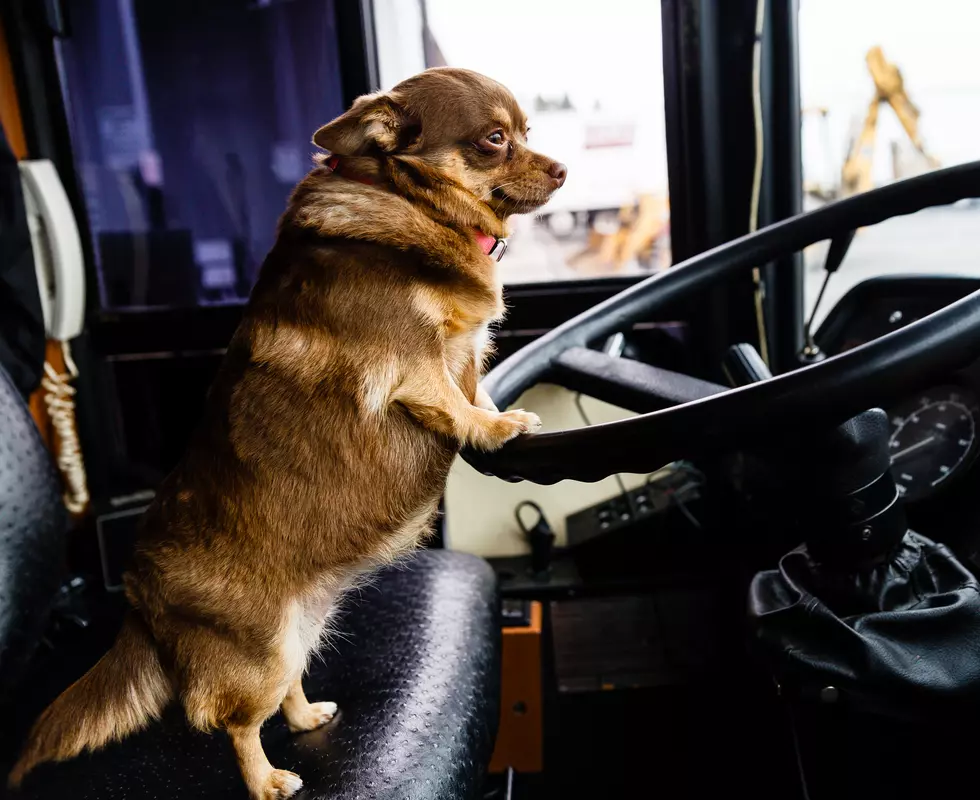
885,386,978,502
816,275,980,553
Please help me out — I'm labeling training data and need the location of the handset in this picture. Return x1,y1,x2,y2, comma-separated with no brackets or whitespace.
19,159,89,514
18,159,85,341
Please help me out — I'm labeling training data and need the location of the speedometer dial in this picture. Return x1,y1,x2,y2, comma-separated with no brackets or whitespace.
889,387,978,502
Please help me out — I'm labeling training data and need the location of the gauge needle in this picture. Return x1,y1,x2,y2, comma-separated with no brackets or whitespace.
890,435,936,463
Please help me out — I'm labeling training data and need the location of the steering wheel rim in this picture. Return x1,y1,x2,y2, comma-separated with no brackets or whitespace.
471,161,980,484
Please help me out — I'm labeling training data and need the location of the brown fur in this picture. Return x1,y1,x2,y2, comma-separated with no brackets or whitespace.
9,68,565,800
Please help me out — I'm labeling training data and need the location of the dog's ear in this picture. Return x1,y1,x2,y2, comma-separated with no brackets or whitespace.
313,92,418,155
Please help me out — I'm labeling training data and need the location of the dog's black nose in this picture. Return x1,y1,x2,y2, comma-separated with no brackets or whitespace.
548,162,567,187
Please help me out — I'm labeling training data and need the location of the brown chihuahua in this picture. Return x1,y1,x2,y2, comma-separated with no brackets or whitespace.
9,68,566,799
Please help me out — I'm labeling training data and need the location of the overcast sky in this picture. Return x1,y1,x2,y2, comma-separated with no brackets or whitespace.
425,0,663,108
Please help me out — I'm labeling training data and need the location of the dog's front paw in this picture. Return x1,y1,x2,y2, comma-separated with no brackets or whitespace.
263,769,303,799
467,409,541,451
286,701,337,733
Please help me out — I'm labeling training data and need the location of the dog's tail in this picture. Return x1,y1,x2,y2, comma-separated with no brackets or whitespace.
8,612,172,789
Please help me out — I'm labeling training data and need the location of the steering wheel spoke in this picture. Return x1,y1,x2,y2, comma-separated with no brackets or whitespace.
550,347,725,415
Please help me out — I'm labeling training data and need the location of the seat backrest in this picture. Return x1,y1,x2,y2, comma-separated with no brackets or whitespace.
0,363,66,697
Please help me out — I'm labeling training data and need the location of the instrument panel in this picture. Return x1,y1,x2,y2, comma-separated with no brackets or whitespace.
817,276,980,505
887,386,978,502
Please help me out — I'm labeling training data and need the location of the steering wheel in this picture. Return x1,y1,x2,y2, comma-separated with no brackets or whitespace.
469,161,980,484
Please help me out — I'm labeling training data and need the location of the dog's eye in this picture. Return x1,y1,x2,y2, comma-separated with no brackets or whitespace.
474,131,507,154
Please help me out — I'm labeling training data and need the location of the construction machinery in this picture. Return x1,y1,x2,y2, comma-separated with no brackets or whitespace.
569,193,670,273
840,46,940,197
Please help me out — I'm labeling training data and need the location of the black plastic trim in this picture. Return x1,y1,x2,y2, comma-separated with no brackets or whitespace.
815,274,980,356
336,0,380,104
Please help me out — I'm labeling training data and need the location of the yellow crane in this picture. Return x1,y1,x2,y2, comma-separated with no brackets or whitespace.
840,46,940,197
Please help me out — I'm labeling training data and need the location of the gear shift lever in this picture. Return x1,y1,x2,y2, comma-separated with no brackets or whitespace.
736,350,980,799
796,408,906,567
724,343,907,568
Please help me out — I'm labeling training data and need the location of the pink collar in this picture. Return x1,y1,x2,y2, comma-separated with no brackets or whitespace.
472,230,508,261
326,155,508,261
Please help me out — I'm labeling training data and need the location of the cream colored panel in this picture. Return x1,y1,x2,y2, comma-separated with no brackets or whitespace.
444,383,649,557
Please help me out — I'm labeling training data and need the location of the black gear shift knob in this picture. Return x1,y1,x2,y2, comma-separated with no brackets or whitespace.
725,343,906,569
798,408,907,568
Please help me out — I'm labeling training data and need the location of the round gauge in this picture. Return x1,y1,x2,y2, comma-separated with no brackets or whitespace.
889,386,978,502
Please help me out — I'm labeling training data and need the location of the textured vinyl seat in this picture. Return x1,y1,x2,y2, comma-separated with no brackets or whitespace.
17,551,501,800
0,365,67,700
0,363,501,800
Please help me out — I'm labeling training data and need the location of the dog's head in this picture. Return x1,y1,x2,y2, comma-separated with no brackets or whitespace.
313,68,566,218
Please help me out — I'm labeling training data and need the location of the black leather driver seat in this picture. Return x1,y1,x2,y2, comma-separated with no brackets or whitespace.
0,364,500,800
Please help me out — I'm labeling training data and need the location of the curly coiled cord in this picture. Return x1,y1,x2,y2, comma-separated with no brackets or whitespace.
41,340,90,514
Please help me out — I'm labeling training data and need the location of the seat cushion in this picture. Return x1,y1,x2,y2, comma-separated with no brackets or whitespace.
15,549,500,800
0,364,66,699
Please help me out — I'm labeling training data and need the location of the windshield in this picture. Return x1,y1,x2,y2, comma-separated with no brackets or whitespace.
416,0,670,286
800,0,980,325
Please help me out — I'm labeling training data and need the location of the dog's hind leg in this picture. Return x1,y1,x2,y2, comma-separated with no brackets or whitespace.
281,678,337,733
227,724,303,800
177,628,303,800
